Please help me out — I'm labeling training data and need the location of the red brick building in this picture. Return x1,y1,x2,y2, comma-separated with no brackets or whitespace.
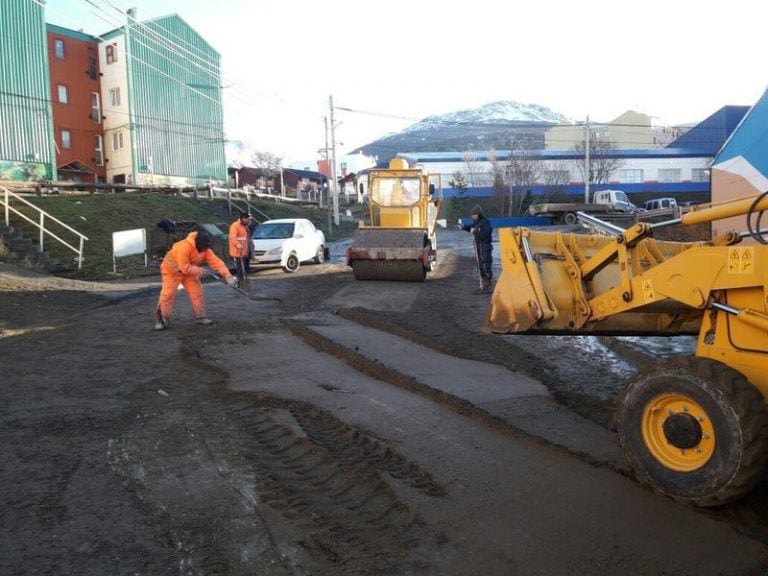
47,24,106,182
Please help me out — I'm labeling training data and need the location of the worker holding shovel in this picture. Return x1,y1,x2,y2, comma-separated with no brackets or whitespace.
228,211,252,291
460,205,494,292
154,229,236,331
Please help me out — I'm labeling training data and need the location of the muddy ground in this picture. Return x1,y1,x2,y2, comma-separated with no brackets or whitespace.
3,229,768,576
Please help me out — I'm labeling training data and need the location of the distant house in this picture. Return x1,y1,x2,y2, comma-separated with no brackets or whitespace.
229,166,327,200
544,110,687,151
283,168,327,201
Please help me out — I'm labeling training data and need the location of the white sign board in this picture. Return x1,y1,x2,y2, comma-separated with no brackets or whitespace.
112,228,147,272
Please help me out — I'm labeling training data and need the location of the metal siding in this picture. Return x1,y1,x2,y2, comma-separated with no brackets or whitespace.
0,0,55,178
127,15,226,185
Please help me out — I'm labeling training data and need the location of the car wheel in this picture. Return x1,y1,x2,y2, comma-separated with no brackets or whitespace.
283,253,300,273
314,245,325,264
562,211,578,225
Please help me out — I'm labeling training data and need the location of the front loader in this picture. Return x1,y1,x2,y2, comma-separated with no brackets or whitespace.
486,193,768,506
346,159,442,281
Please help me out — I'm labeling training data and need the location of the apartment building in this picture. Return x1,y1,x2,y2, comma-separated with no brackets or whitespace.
47,24,106,182
0,0,57,181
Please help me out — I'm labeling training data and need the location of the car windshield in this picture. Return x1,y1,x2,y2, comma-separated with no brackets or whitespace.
253,222,295,239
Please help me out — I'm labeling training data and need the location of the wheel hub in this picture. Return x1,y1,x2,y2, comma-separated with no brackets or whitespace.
641,393,716,472
662,413,703,450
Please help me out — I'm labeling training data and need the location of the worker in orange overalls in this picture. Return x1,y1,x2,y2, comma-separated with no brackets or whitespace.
228,211,251,287
154,229,235,331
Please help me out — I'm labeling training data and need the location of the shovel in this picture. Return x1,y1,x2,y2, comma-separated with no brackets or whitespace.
204,270,281,302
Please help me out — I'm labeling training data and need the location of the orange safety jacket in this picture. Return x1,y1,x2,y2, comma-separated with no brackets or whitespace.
229,220,250,258
161,231,231,279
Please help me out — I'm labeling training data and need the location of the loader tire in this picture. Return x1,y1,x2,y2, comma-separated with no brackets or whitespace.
616,357,768,507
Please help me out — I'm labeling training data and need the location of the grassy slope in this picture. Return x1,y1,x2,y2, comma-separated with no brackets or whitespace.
4,193,362,280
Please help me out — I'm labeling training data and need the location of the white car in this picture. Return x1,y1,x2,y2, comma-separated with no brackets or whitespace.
250,218,326,273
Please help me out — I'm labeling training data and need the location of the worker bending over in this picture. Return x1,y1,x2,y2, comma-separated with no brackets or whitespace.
154,229,235,331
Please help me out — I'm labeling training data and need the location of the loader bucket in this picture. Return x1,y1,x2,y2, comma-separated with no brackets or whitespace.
485,228,557,333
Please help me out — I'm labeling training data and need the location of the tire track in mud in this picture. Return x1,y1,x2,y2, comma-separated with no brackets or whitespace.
284,318,626,476
108,333,445,576
302,311,768,547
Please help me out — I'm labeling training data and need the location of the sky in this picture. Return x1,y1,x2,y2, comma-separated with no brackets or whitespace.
44,0,767,166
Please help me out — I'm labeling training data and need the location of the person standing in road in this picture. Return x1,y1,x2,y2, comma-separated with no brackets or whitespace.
229,211,251,287
460,205,494,292
154,229,235,331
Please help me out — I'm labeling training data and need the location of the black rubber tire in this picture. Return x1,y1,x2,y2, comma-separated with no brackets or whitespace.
283,253,300,273
314,245,325,264
616,357,768,506
562,212,578,225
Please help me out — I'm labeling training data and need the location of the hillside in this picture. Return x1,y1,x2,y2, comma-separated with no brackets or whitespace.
353,100,569,164
0,193,358,280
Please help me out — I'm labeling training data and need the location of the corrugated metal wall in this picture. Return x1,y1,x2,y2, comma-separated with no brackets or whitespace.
0,0,55,178
127,15,226,184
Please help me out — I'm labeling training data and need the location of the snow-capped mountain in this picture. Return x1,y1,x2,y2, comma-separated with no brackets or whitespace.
353,100,569,165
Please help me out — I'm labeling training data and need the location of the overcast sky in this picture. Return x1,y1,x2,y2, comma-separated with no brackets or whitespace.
44,0,767,164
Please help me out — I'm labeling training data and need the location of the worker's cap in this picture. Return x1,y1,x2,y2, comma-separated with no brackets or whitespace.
471,205,483,216
194,230,213,251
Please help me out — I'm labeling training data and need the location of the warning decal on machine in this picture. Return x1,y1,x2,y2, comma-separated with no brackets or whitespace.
727,247,754,274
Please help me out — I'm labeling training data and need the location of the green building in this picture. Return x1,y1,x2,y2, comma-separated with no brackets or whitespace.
100,14,227,186
0,0,56,181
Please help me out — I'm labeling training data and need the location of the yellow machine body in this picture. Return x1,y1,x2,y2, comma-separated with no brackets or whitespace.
346,159,442,281
486,194,768,505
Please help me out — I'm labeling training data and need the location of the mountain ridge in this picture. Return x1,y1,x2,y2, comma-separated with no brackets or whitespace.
353,100,569,164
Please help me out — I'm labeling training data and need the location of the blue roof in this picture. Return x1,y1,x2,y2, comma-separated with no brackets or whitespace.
714,89,768,176
666,105,750,154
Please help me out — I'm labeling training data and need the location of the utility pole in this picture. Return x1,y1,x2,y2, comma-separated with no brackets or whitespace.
329,95,339,225
584,115,590,204
324,116,331,230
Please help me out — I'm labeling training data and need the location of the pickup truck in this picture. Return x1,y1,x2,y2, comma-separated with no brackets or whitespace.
527,189,640,224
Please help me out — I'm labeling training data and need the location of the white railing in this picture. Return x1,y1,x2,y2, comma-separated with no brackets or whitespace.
1,187,88,270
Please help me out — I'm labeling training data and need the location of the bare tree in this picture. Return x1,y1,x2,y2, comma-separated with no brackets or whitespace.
251,151,283,193
462,152,485,188
506,148,541,215
540,161,571,201
571,139,624,192
448,171,468,195
487,149,507,215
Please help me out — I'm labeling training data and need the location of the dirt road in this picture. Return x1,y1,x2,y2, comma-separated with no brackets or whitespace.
2,230,768,575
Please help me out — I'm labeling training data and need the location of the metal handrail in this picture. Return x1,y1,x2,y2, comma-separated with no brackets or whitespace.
1,187,88,269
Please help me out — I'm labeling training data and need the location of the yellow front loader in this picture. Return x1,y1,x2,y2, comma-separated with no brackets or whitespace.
486,193,768,506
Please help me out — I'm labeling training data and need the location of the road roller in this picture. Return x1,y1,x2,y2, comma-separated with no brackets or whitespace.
346,158,442,281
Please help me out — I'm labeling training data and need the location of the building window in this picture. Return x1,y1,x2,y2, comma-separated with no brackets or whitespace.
109,87,121,107
54,39,65,59
87,48,98,79
57,84,68,104
94,135,104,166
657,168,681,183
617,169,643,183
691,168,709,181
61,130,71,150
106,43,117,64
90,92,101,123
112,131,124,151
